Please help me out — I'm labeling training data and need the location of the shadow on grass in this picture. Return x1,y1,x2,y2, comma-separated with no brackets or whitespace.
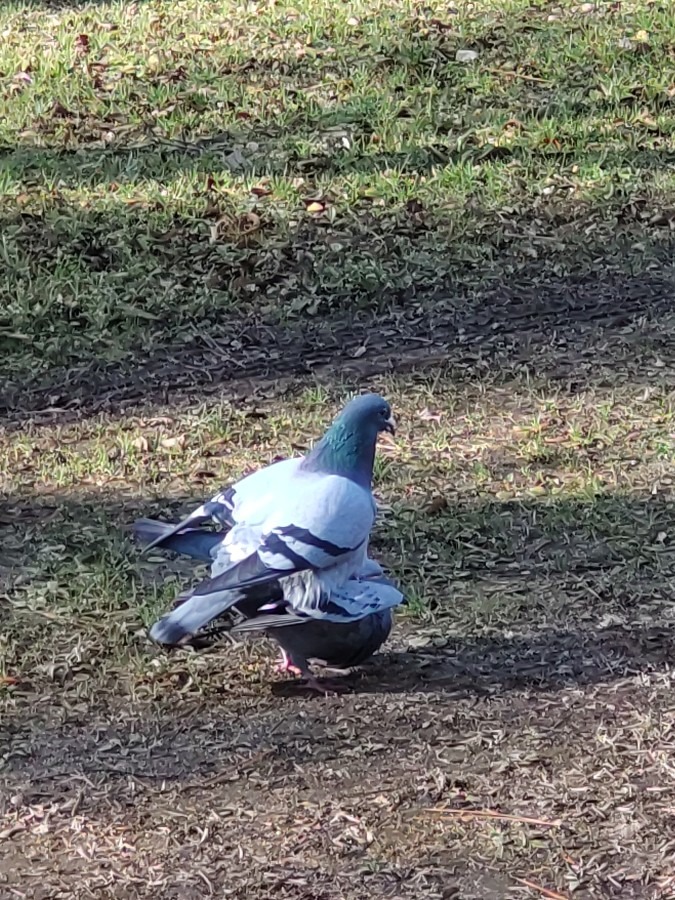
6,131,675,185
341,622,675,698
3,621,674,774
1,198,675,423
2,486,674,707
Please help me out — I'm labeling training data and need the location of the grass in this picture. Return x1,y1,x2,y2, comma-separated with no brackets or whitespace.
4,370,675,896
3,0,675,897
0,0,675,386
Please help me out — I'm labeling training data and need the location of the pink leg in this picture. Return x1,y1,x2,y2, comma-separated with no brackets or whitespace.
275,648,303,676
275,650,347,694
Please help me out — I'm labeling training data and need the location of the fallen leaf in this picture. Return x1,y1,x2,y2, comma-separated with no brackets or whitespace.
238,212,261,234
305,200,325,214
75,33,90,54
160,435,187,450
51,101,74,118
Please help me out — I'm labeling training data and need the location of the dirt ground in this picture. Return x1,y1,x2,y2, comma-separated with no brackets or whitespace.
3,275,675,899
3,623,675,899
3,270,675,422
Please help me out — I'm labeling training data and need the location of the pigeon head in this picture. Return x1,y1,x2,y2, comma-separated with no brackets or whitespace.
332,393,396,438
303,393,396,487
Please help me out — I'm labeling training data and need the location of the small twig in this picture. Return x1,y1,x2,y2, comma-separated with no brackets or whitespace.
179,750,276,792
427,807,560,828
13,608,67,623
515,877,569,900
488,67,551,84
196,869,214,896
0,824,27,841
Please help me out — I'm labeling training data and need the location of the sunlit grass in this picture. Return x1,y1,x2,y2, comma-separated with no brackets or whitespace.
0,0,673,376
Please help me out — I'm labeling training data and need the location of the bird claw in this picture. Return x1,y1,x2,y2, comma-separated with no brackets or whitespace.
275,653,348,694
275,653,304,676
276,661,304,676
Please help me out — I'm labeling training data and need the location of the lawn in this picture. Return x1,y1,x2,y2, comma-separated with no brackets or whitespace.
2,0,675,897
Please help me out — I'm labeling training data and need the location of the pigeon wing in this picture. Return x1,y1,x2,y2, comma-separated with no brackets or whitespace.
139,457,302,554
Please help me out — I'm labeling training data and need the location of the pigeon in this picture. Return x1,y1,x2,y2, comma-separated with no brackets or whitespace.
233,607,395,673
135,516,399,690
136,393,403,690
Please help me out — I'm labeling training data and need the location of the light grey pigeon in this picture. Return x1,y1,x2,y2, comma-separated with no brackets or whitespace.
134,516,398,689
135,393,403,690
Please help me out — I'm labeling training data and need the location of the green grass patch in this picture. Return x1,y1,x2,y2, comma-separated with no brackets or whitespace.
0,0,674,378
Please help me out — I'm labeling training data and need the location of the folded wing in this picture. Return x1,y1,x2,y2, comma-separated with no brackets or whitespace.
139,457,302,554
144,470,378,644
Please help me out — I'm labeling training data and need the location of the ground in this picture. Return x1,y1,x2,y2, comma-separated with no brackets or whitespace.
3,1,675,898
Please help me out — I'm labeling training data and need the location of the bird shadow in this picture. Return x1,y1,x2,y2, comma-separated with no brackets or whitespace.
270,622,675,698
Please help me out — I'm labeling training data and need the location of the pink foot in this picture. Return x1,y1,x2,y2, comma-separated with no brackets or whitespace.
274,651,348,694
275,650,304,676
276,660,304,676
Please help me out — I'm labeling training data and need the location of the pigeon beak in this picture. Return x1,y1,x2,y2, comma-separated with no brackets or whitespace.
384,414,396,436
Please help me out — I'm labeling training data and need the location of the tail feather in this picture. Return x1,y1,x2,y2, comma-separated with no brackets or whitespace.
134,517,222,562
149,588,244,645
139,489,237,555
138,501,222,555
231,613,305,634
